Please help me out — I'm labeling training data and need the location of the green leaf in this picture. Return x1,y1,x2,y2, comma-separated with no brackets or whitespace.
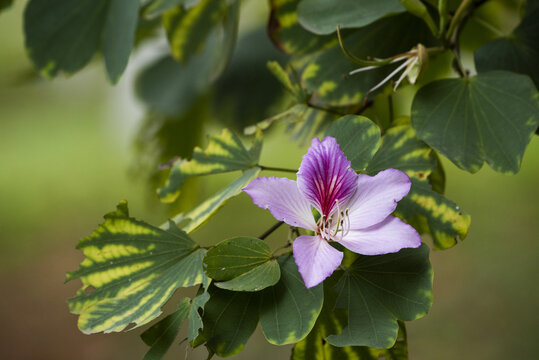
296,0,404,35
302,13,438,106
474,1,539,88
158,129,262,202
163,0,226,63
66,201,206,334
141,298,191,360
200,286,260,357
144,0,200,18
326,244,432,348
292,274,408,359
411,71,539,174
267,0,335,54
324,115,381,171
396,178,471,250
204,237,280,292
259,254,323,345
366,123,436,180
24,0,139,82
103,0,139,83
167,167,261,233
267,61,305,100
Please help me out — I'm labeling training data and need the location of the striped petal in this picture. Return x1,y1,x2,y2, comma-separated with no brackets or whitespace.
243,177,316,230
297,137,357,217
346,169,411,230
336,216,421,255
293,235,343,288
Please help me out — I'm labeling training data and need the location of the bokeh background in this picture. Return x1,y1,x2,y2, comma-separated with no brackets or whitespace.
1,1,537,359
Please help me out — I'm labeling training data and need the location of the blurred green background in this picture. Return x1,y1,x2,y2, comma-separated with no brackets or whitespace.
1,2,537,359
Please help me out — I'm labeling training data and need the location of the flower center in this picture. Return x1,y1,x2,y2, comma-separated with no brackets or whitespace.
316,200,350,241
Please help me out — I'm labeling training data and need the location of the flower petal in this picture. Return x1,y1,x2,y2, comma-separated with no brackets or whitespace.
293,235,343,288
346,169,411,229
243,177,316,230
297,137,357,216
337,216,421,255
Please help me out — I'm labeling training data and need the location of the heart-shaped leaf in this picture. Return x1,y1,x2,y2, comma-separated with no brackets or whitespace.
412,71,539,174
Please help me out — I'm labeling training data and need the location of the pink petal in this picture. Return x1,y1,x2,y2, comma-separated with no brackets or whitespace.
243,177,317,230
346,169,411,229
297,137,357,217
336,216,421,255
293,235,343,288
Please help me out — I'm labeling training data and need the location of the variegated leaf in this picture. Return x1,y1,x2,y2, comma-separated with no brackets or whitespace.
66,201,206,334
158,129,262,203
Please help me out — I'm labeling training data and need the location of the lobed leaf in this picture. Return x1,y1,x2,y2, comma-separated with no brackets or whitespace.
141,298,191,360
259,254,324,345
24,0,139,82
474,1,539,88
324,115,381,171
66,201,206,334
326,244,432,348
157,129,262,202
267,0,335,54
204,237,280,292
411,71,539,174
296,0,404,35
200,286,260,357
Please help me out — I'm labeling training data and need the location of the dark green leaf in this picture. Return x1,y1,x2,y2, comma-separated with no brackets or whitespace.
141,298,191,360
326,244,432,348
166,167,261,233
411,71,539,174
396,178,471,250
24,0,139,81
188,281,211,342
302,13,438,106
204,237,280,292
268,0,335,54
324,115,381,170
474,1,539,88
297,0,404,35
200,287,259,357
292,273,408,359
366,123,436,180
66,201,206,334
259,254,323,345
102,0,139,83
157,129,262,202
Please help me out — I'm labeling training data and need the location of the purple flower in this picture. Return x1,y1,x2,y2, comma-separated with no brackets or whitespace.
243,137,421,288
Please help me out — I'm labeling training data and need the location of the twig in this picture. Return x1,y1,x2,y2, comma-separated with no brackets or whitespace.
258,221,285,240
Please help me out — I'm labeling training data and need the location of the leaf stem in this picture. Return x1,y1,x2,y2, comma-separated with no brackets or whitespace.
446,0,473,41
259,165,297,173
258,221,285,240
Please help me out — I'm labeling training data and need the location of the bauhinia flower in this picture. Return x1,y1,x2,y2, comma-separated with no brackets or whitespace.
243,136,421,288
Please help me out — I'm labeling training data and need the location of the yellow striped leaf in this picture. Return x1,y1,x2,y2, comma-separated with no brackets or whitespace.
66,201,206,334
158,128,262,203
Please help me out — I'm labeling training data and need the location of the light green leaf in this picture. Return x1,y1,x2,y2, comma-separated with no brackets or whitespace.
297,0,404,35
267,0,335,54
102,0,139,83
24,0,139,81
474,1,539,88
292,274,408,359
302,13,438,106
158,129,262,202
259,254,323,345
66,201,206,334
167,167,261,233
200,286,259,357
366,123,436,180
326,244,432,348
141,298,191,360
204,237,280,292
324,115,381,171
411,71,539,174
396,178,471,250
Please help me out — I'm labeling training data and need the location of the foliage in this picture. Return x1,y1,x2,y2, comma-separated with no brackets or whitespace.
10,0,537,358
